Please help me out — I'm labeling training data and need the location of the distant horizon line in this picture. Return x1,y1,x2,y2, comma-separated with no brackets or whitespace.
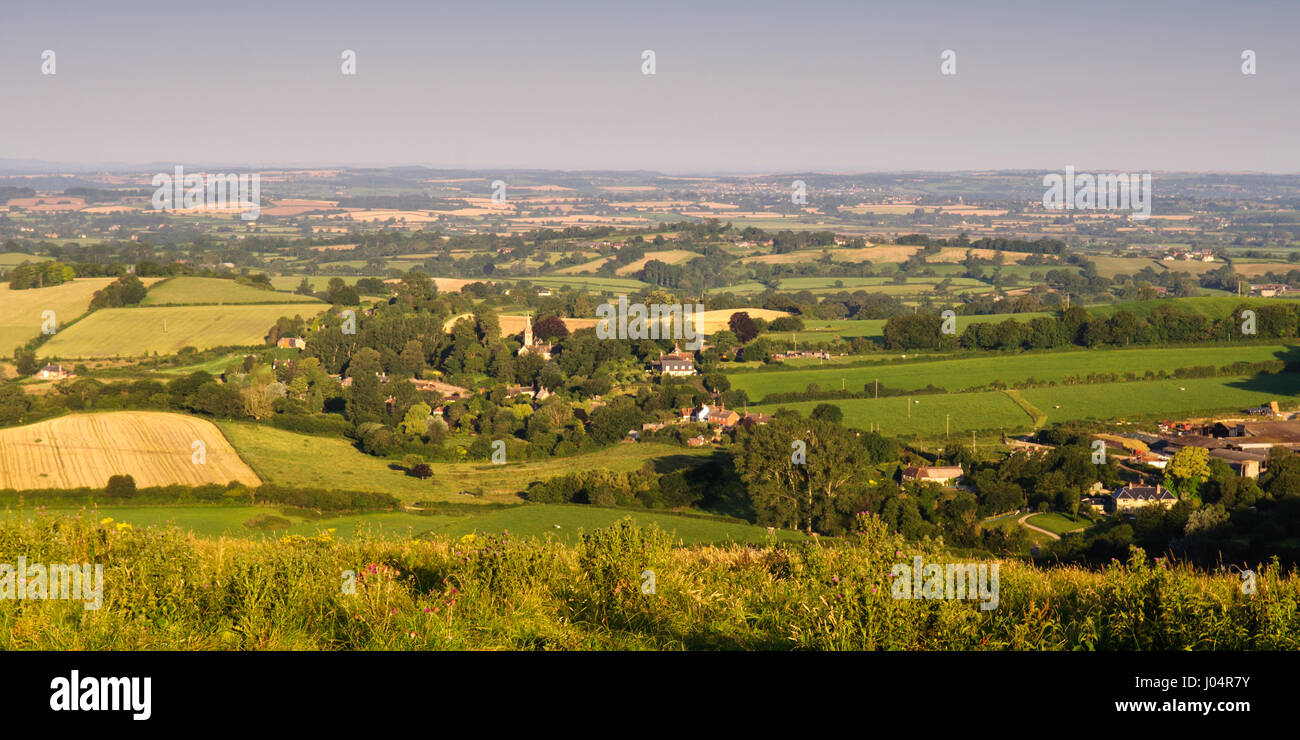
2,160,1299,178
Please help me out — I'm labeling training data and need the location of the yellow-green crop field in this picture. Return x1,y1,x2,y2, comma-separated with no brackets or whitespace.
0,278,156,354
38,303,325,358
142,276,323,306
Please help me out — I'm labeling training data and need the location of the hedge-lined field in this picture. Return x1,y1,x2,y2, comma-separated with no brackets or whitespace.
38,303,325,358
0,278,128,353
19,502,799,545
218,421,715,503
142,277,323,306
2,515,1295,650
752,375,1300,437
728,344,1295,401
752,390,1031,437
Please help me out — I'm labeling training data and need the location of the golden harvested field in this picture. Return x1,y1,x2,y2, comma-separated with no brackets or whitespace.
931,248,1031,263
431,277,474,292
443,310,786,336
742,245,910,265
0,278,163,354
1228,262,1291,278
690,308,789,333
0,411,261,490
330,209,441,223
614,249,699,275
443,313,600,336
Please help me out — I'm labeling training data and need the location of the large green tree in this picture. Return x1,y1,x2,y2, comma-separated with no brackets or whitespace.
733,415,875,535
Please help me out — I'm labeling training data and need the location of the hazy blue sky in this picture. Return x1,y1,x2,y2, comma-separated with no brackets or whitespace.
1,0,1296,172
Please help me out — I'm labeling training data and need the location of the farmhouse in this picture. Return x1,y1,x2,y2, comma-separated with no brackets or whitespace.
901,465,964,486
1112,484,1176,510
677,402,738,427
37,363,74,381
654,345,696,376
681,404,710,423
1249,283,1288,297
711,406,741,428
276,336,307,350
774,350,833,361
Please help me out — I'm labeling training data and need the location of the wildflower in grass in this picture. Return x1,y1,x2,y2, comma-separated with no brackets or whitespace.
100,517,114,525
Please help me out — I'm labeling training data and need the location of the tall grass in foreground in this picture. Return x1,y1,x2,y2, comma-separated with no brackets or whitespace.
1,511,1297,650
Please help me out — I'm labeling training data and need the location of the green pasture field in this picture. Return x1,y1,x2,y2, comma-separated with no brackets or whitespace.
38,303,325,358
15,503,802,545
217,421,715,504
142,276,323,305
527,276,650,291
758,312,1051,345
14,505,436,540
751,374,1300,437
752,391,1031,437
727,344,1296,401
414,504,805,545
1082,295,1295,320
1026,512,1091,535
1016,373,1300,425
0,252,39,267
156,353,248,375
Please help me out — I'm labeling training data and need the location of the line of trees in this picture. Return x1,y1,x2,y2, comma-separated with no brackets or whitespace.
883,302,1299,351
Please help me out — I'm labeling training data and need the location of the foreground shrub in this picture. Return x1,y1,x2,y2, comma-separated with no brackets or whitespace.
0,513,1297,651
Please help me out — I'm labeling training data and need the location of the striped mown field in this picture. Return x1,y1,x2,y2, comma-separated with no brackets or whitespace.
0,411,261,489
